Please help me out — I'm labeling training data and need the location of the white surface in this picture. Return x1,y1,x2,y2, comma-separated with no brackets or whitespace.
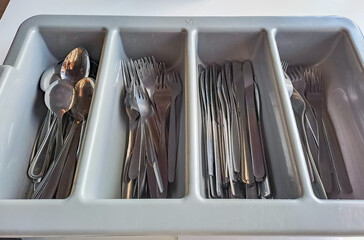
0,0,364,64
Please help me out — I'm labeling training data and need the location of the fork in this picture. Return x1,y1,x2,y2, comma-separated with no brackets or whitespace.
217,72,236,196
154,73,172,198
305,68,352,194
287,66,318,179
305,68,333,193
166,71,182,183
121,60,140,198
132,85,152,198
134,59,161,153
136,59,156,99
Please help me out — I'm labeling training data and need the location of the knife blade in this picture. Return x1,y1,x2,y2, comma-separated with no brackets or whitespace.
243,60,265,181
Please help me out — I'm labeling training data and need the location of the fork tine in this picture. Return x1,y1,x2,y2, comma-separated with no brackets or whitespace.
165,72,169,89
161,73,165,89
164,72,169,89
160,73,164,89
136,59,143,78
130,59,138,78
319,71,323,92
135,60,145,86
156,74,160,89
304,68,310,92
164,72,167,89
176,72,181,84
173,71,177,83
146,62,154,78
121,60,128,90
281,60,287,72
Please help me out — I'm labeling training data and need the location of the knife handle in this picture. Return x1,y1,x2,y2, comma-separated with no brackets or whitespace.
246,104,265,181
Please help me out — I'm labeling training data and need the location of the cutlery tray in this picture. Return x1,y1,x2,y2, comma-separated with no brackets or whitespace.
0,15,363,236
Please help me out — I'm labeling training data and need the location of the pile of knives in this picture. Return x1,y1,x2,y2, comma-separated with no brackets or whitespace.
199,60,271,199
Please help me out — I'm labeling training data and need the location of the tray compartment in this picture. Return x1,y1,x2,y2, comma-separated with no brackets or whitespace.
196,31,302,199
0,27,106,199
276,30,364,199
79,30,186,199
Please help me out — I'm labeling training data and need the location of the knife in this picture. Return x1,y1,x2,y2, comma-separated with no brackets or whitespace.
243,60,265,181
232,61,254,184
225,63,241,176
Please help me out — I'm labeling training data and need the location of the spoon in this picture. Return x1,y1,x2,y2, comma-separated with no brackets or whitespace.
73,77,95,156
45,80,75,155
33,60,64,159
41,78,94,199
40,60,63,92
60,47,90,86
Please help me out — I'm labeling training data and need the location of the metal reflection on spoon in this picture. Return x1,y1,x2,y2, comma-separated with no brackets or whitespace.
44,80,75,155
60,47,90,86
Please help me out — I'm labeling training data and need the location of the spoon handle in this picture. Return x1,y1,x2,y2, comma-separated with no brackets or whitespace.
55,116,64,155
31,122,77,199
38,110,52,149
76,120,87,158
28,118,57,179
56,123,82,199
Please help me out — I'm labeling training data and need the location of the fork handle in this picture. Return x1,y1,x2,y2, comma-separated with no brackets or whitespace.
137,123,147,198
122,119,139,198
128,121,142,180
157,111,168,198
316,114,333,194
168,98,177,183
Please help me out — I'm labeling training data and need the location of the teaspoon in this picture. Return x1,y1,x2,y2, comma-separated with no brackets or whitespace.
45,80,75,155
73,77,95,156
40,60,63,92
60,47,90,86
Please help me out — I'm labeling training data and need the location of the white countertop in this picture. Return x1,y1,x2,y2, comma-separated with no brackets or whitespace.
0,0,364,64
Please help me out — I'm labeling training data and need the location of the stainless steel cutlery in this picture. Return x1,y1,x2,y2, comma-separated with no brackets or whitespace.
283,62,352,198
121,57,182,199
27,48,97,199
199,60,271,199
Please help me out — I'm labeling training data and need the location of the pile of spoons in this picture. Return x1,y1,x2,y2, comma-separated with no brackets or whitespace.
121,57,182,199
27,47,97,199
199,61,271,199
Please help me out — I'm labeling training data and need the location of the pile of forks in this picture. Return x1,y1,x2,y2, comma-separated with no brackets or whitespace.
199,61,271,199
121,57,182,199
283,62,352,198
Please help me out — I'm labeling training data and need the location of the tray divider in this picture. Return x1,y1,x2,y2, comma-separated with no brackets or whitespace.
185,28,201,200
266,29,315,200
73,28,122,200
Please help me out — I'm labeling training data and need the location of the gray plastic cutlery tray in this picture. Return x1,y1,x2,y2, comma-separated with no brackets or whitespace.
0,15,363,236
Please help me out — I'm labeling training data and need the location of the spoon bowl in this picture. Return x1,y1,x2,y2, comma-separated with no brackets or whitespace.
74,77,95,121
60,47,90,86
40,60,63,92
45,80,75,154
